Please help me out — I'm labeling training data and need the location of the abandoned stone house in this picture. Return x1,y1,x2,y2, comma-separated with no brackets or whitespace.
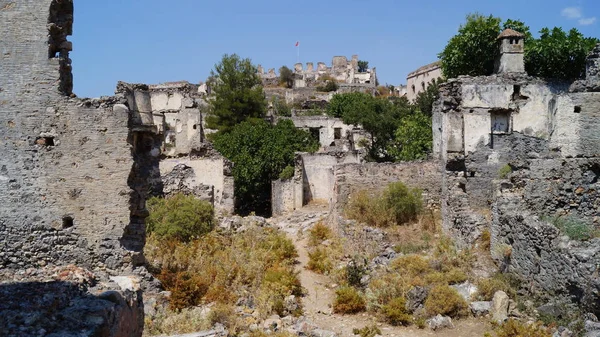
434,29,600,312
121,81,235,215
406,60,442,102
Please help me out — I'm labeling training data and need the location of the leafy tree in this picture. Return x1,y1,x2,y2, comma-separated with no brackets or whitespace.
205,54,266,132
212,119,318,216
279,66,294,88
439,14,502,79
439,14,598,80
526,27,599,80
272,97,292,117
358,60,369,72
327,92,407,162
389,112,433,161
414,79,443,116
146,194,214,242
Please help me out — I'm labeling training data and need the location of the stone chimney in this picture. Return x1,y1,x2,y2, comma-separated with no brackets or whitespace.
495,29,525,74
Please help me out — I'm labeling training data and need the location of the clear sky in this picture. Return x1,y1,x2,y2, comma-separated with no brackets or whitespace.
71,0,599,98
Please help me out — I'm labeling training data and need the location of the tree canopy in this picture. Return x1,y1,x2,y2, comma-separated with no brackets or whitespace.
327,92,409,162
439,14,599,80
205,54,266,132
212,119,318,216
358,60,369,72
526,27,598,80
414,78,442,117
388,112,433,161
279,66,294,88
438,14,502,79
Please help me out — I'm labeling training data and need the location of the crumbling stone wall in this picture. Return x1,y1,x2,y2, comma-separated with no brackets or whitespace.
435,44,600,311
121,81,235,214
283,115,365,152
301,152,363,205
331,160,442,212
1,1,152,335
158,154,235,215
0,0,152,272
258,55,377,89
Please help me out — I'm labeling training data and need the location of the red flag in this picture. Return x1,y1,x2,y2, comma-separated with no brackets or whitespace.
295,41,299,47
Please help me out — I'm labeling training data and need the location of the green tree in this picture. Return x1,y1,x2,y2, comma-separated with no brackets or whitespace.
389,112,432,161
439,13,502,79
327,92,407,162
358,60,369,72
212,119,318,216
205,54,266,132
439,14,598,80
146,194,214,242
526,27,599,80
279,65,294,88
414,79,442,116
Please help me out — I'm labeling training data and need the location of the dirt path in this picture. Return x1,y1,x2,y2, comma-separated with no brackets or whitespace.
273,207,491,337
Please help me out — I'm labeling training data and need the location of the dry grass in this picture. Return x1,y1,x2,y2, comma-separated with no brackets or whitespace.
345,182,423,228
424,284,469,317
145,226,301,322
333,286,366,314
306,222,343,275
486,319,552,337
476,273,520,301
365,232,475,322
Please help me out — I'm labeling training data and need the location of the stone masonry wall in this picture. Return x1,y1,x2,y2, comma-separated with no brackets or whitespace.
332,160,442,212
435,45,600,311
0,0,148,272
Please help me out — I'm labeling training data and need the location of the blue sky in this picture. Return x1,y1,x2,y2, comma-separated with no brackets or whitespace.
71,0,599,98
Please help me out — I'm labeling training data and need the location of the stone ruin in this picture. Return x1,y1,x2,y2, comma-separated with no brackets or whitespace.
120,81,235,215
258,55,377,90
0,1,153,335
434,30,600,314
0,1,235,335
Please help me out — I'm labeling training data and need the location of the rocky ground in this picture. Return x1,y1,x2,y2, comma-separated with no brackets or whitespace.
263,205,492,337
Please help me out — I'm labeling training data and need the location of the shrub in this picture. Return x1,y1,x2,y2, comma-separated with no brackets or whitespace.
480,229,491,251
444,268,468,285
346,256,368,288
145,227,300,316
393,241,429,255
382,297,412,326
345,190,393,227
278,165,295,180
345,182,423,227
145,306,212,336
383,182,423,225
308,222,332,247
273,98,292,117
390,254,432,277
279,66,294,88
492,319,552,337
333,286,366,314
146,194,215,242
353,325,381,337
306,247,333,274
316,80,339,92
364,274,406,312
424,285,468,317
476,273,519,300
257,265,304,316
545,215,598,241
498,164,512,179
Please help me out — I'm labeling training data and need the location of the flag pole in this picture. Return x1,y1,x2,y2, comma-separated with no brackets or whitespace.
296,42,300,64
